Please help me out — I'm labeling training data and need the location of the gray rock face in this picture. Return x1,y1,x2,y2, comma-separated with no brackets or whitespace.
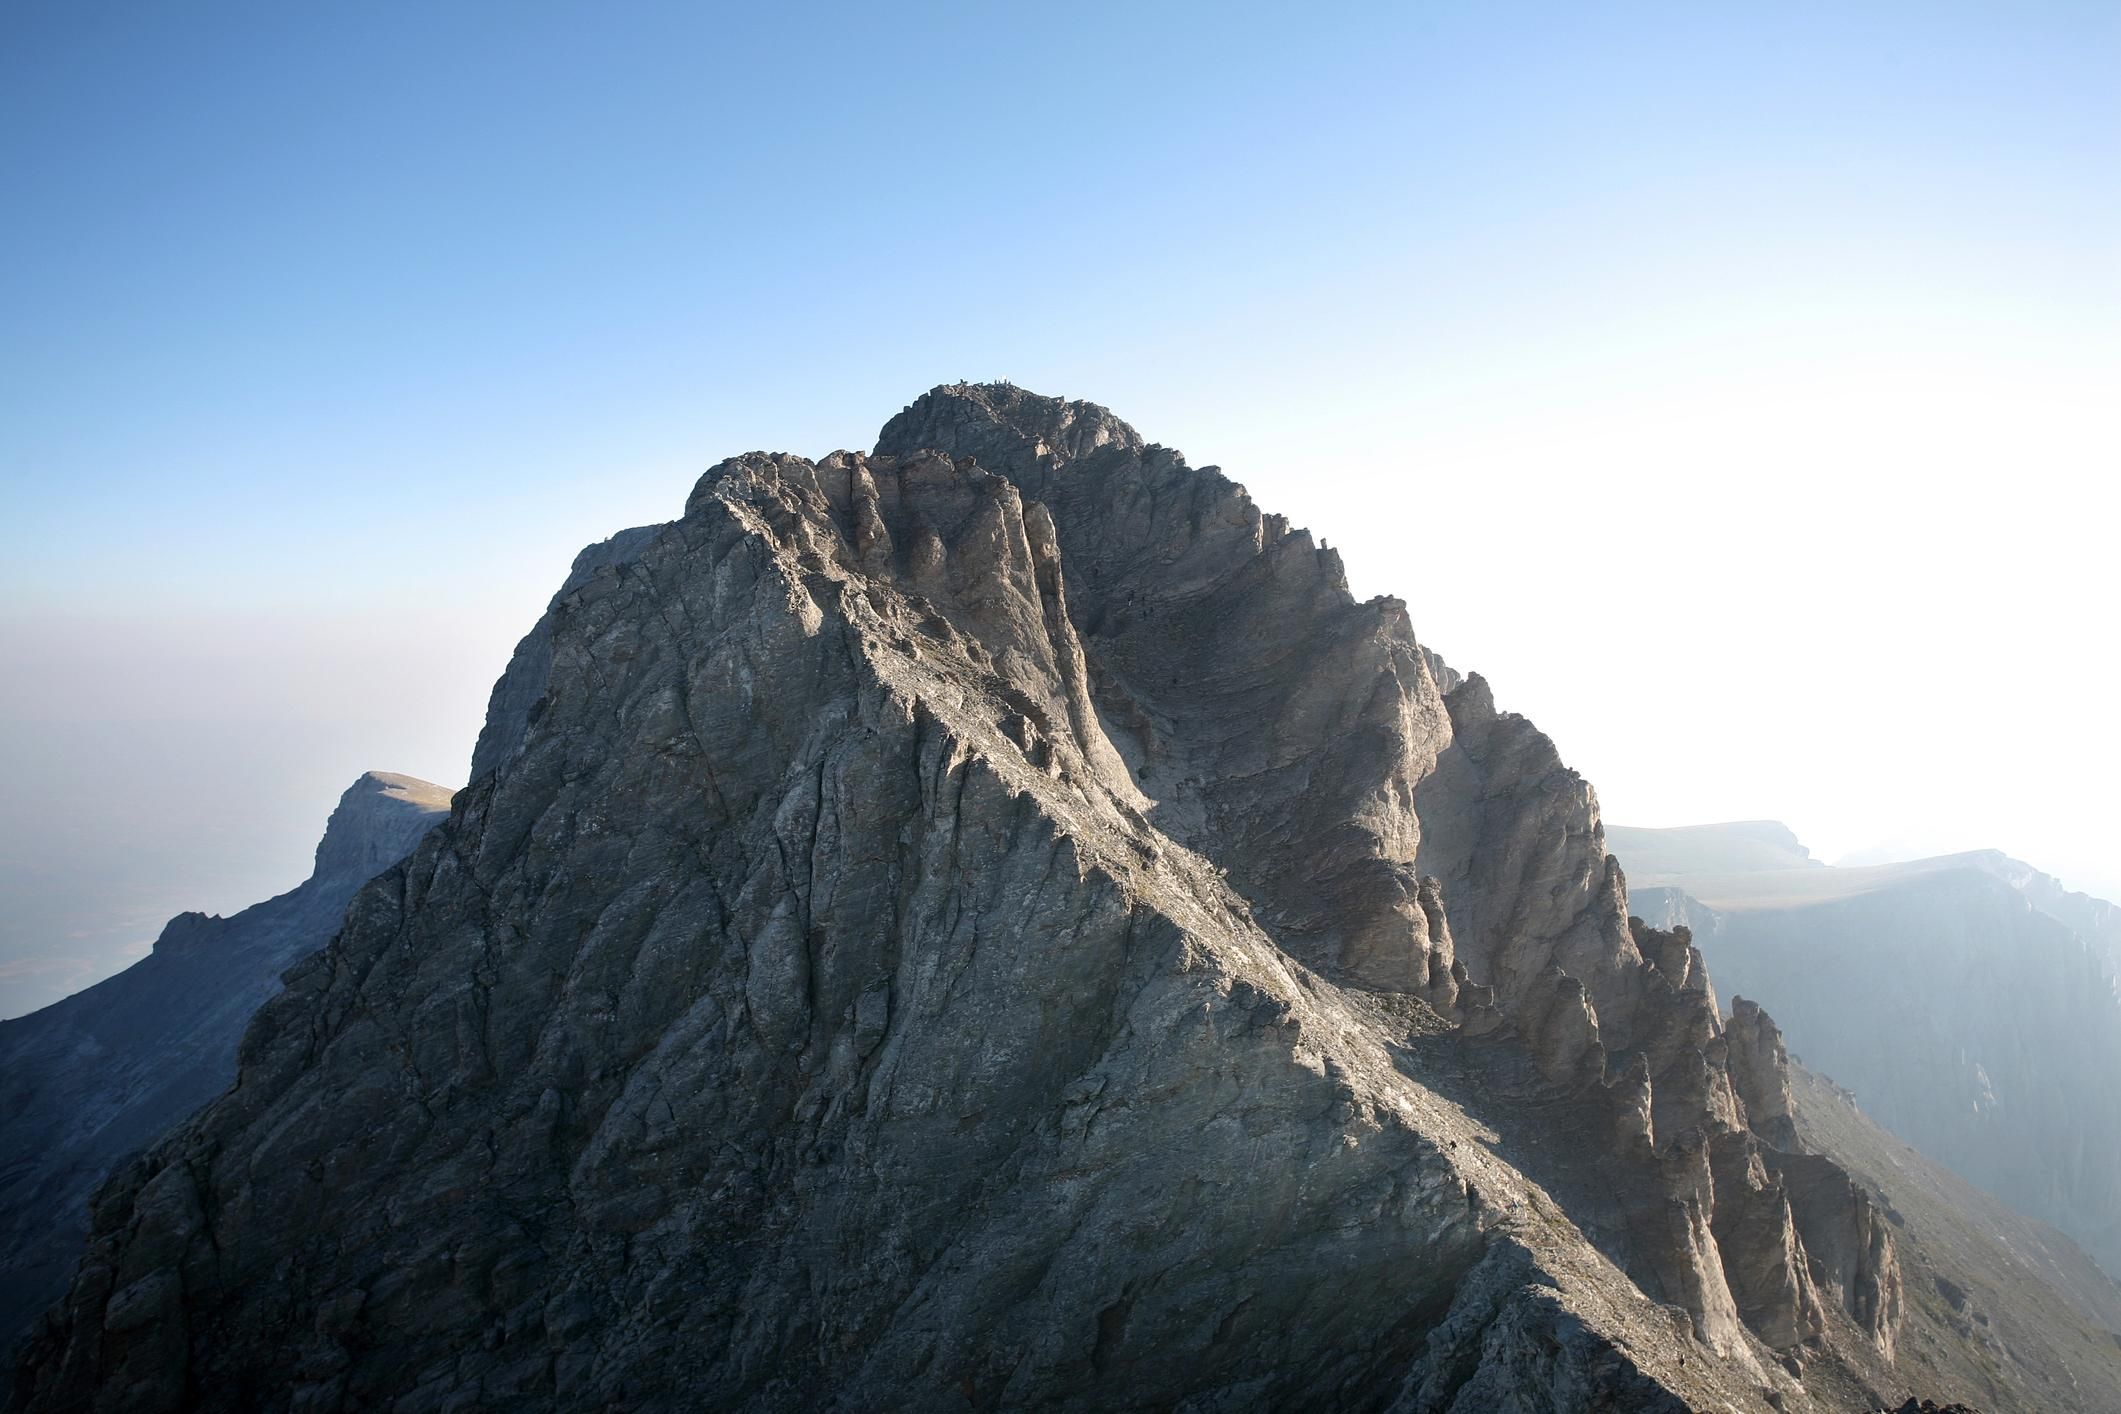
9,387,2110,1412
470,525,663,783
1620,827,2121,1283
0,773,451,1358
1727,998,1800,1153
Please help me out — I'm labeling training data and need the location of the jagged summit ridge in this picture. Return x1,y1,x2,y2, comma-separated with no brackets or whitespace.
880,384,1909,1359
879,381,1148,466
12,387,2012,1412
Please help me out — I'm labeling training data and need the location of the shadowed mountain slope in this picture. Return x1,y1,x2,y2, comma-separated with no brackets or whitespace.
0,773,452,1358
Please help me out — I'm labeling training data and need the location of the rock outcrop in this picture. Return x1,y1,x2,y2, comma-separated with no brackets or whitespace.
1727,998,1799,1153
0,773,452,1357
1618,823,2121,1283
9,386,2108,1412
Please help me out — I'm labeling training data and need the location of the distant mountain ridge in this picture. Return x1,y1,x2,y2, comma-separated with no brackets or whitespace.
1606,821,1824,878
0,772,452,1356
1614,821,2121,1282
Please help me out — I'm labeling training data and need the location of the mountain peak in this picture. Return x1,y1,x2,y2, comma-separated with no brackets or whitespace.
875,381,1148,468
23,387,2108,1413
310,770,454,884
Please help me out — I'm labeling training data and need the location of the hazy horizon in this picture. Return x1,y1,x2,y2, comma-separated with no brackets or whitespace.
3,2,2116,1018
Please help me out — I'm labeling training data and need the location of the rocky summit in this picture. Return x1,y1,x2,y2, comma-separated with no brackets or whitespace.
11,386,2120,1413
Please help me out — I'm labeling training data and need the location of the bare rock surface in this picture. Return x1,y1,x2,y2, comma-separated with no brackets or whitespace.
0,774,451,1358
1621,825,2121,1282
10,388,2117,1412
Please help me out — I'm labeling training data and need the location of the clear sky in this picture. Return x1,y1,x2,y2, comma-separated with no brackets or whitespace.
2,1,2116,1017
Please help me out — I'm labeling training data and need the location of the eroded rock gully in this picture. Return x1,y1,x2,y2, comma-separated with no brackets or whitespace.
9,386,1949,1412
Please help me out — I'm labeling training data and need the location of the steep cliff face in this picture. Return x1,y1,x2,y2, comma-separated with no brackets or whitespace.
1620,826,2121,1283
0,773,451,1357
1954,850,2121,985
9,387,2095,1413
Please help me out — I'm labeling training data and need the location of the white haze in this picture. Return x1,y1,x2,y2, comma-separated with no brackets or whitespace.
1200,306,2121,901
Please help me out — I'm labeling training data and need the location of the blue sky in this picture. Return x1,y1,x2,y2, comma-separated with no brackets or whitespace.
2,1,2117,1015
